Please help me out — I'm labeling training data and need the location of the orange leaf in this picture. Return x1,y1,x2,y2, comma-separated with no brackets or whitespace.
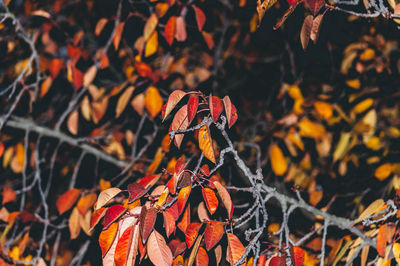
99,222,119,256
177,202,190,232
147,230,173,266
155,3,169,18
95,18,108,36
56,188,81,215
163,90,186,121
145,86,163,118
134,61,152,78
185,222,202,248
202,31,214,50
40,76,52,97
114,225,133,266
204,220,224,250
164,16,176,46
314,101,332,120
163,210,176,237
202,188,218,214
289,246,305,266
76,193,97,216
177,185,192,214
2,185,16,205
377,224,387,257
196,247,209,266
270,144,287,176
198,125,216,163
214,181,233,219
226,233,246,265
112,22,125,50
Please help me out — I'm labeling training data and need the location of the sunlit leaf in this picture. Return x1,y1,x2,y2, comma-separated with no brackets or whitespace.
56,188,81,215
177,185,191,215
102,204,127,230
147,230,173,266
204,220,224,250
139,206,158,244
214,181,233,219
202,188,218,214
226,233,246,265
96,188,121,210
270,144,287,176
196,247,209,266
198,125,216,164
163,90,186,121
145,86,163,118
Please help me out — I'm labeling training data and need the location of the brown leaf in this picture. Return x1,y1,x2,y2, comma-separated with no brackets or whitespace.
170,105,190,148
175,17,187,42
310,14,324,43
300,15,313,50
116,86,135,118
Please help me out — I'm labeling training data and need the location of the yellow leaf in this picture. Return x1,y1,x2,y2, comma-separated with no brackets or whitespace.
353,98,373,114
146,147,164,175
198,125,216,163
268,223,280,233
314,101,333,120
249,13,258,33
393,243,400,265
359,48,375,61
365,136,380,150
298,118,325,139
100,179,111,191
346,79,361,89
287,85,303,101
270,144,287,176
145,86,163,118
375,163,392,181
145,31,158,57
155,3,169,18
116,86,135,118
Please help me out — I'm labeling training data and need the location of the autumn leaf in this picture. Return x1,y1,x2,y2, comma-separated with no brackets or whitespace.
175,17,187,42
163,90,186,121
99,222,119,256
76,193,97,216
177,185,191,214
305,0,324,16
164,16,177,46
202,187,219,214
198,125,216,163
204,220,224,250
95,188,121,210
170,104,190,148
145,86,163,118
226,233,246,265
102,204,127,229
187,94,199,124
270,144,287,176
222,96,238,128
144,14,158,40
257,0,278,26
145,31,158,57
193,5,206,31
67,110,79,135
68,207,81,239
90,207,107,231
196,247,209,266
116,86,135,118
376,224,387,257
114,225,133,266
139,206,158,244
147,230,173,266
300,15,313,50
127,183,148,203
56,188,81,215
213,181,233,219
209,96,223,123
185,222,202,248
2,185,16,205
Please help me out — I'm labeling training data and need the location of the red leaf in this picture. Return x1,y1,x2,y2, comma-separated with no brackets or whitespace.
163,210,176,237
102,204,127,230
175,17,187,42
305,0,324,16
269,255,286,266
72,66,83,90
112,22,125,50
138,174,161,189
170,105,189,148
226,233,246,265
56,188,81,215
147,230,173,266
196,247,209,266
202,188,218,214
214,181,234,219
164,16,176,46
168,239,186,258
90,207,107,231
185,222,202,248
187,94,199,124
209,96,223,123
128,183,149,203
200,165,210,176
177,185,192,215
139,206,158,244
163,90,186,121
289,246,304,266
222,96,238,128
204,220,224,250
193,5,206,31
